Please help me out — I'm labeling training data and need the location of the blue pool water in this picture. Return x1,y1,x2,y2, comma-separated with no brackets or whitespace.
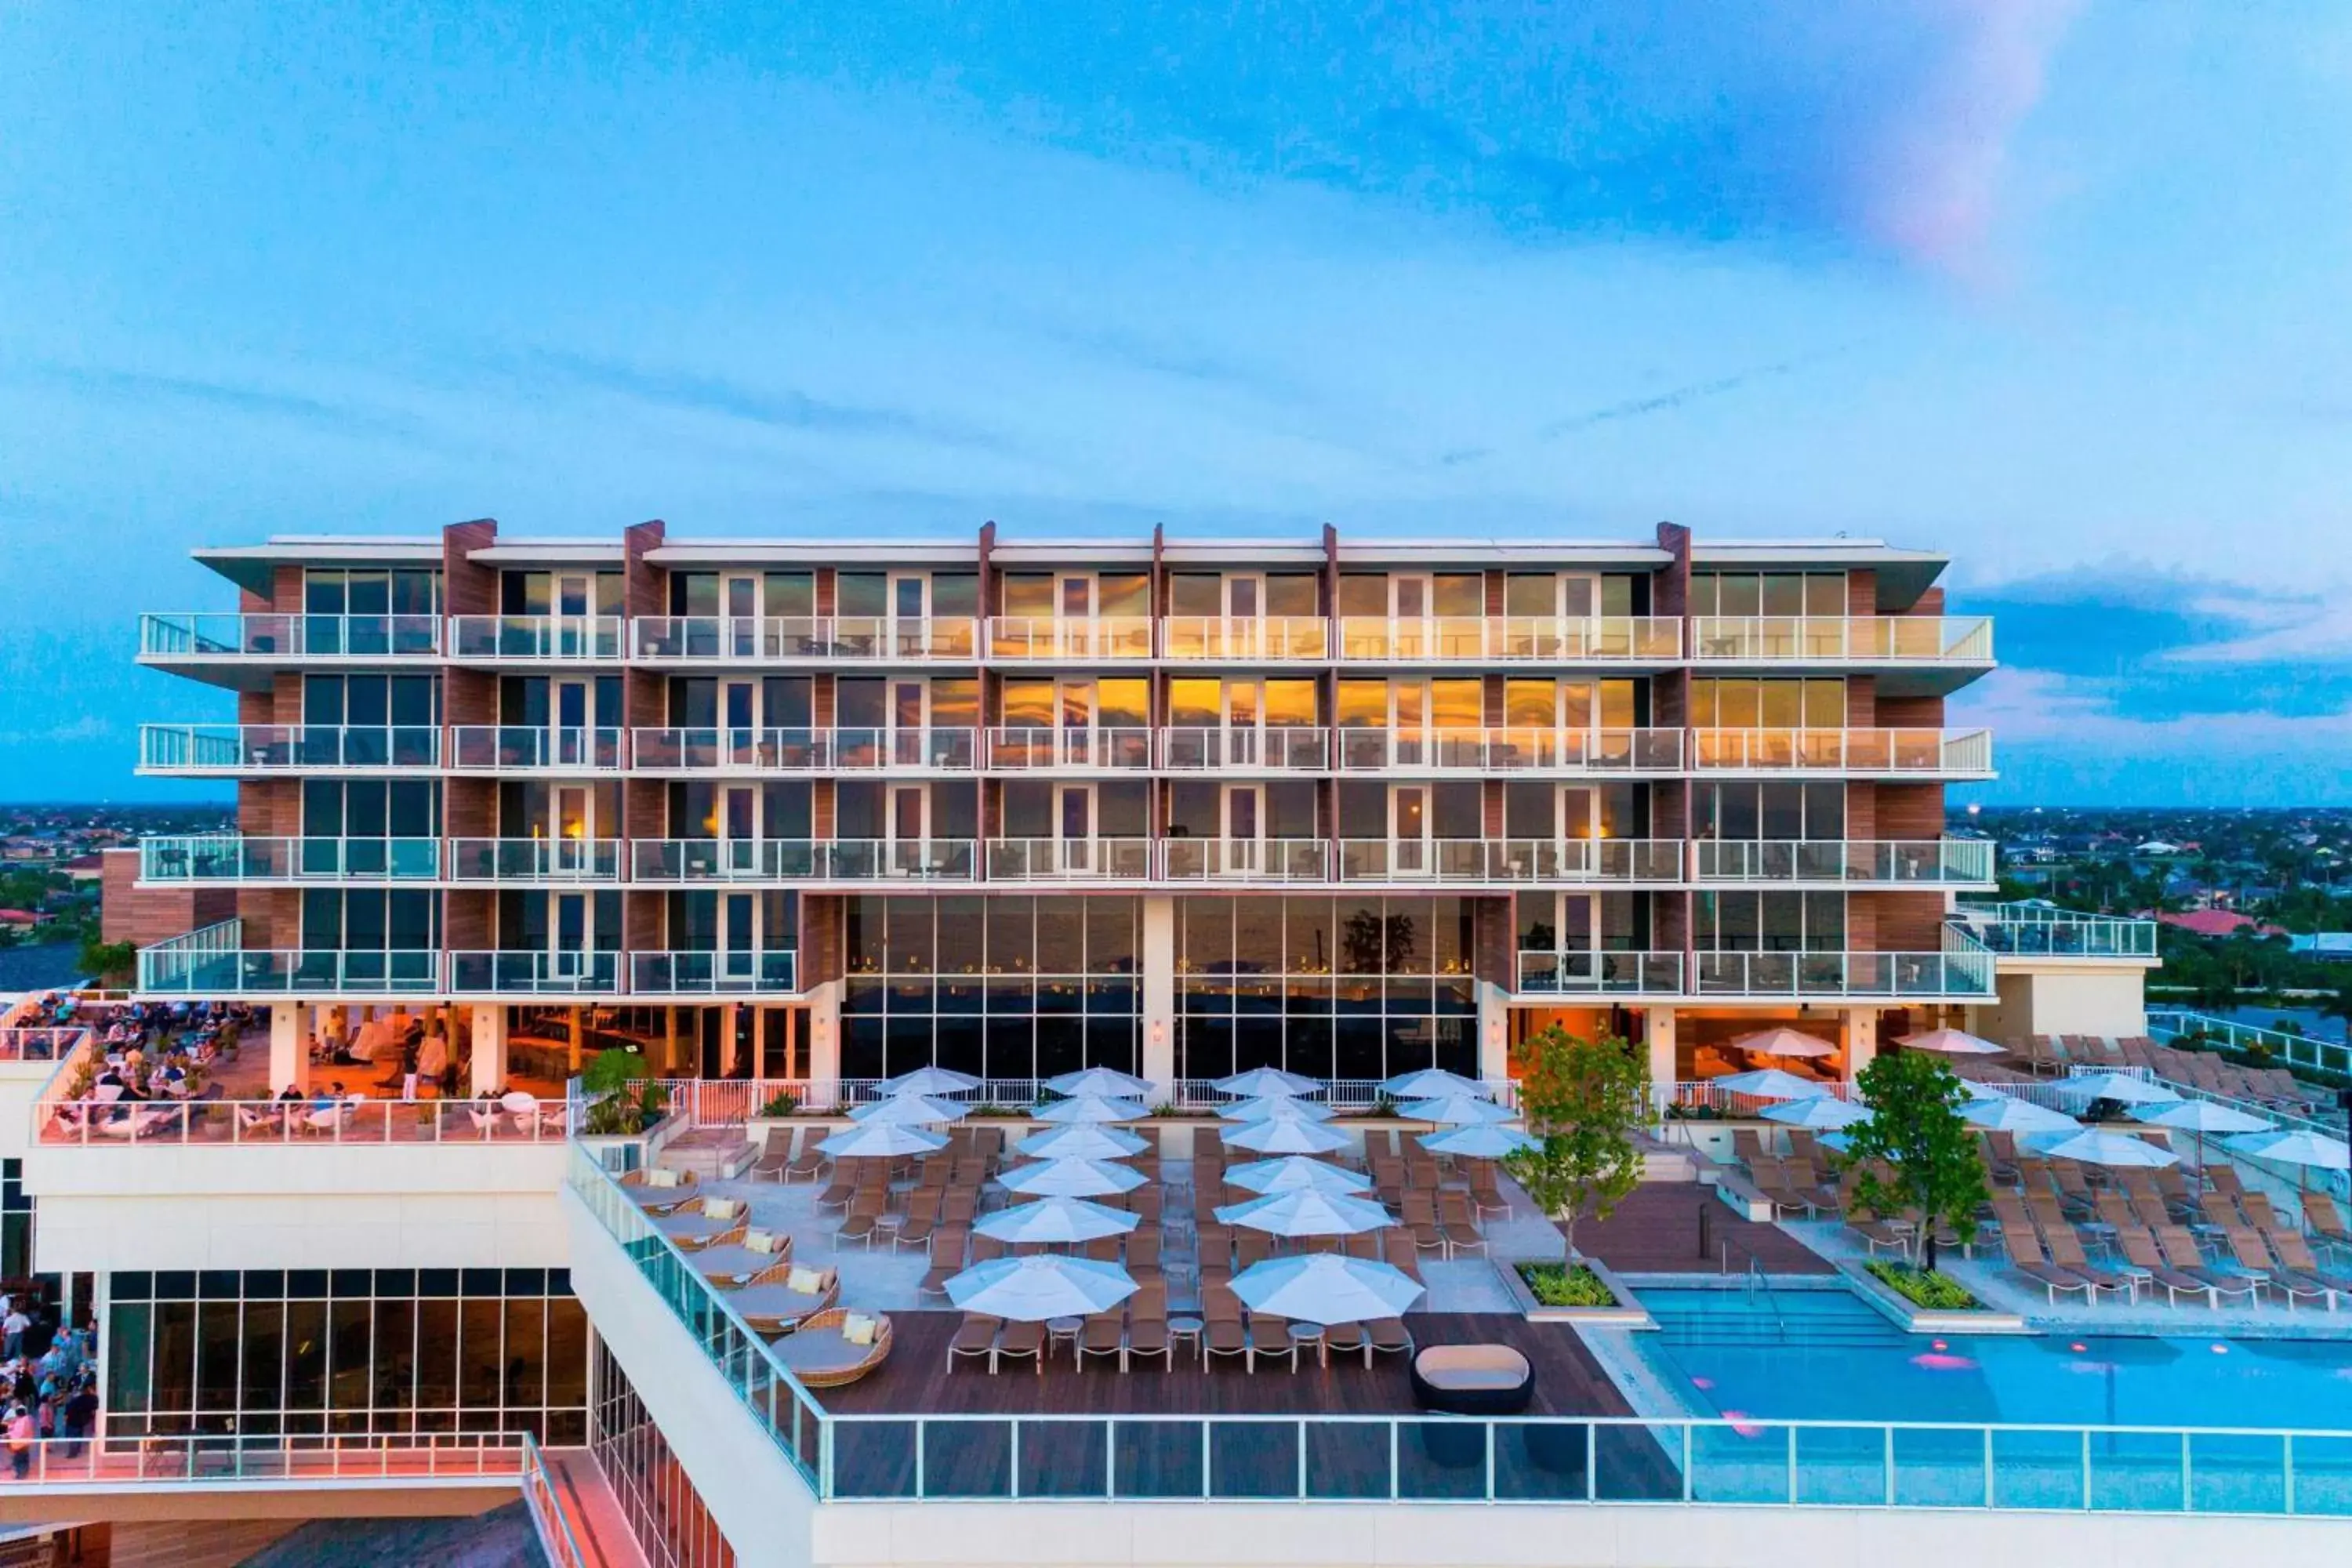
1641,1287,2352,1430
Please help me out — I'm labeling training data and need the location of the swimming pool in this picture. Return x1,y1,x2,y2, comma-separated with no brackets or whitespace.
1639,1287,2352,1431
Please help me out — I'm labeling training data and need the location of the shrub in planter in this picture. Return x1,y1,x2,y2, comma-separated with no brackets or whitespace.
1864,1260,1981,1312
759,1091,800,1119
1516,1261,1618,1309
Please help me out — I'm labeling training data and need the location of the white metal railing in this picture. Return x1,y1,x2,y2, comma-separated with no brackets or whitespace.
1694,838,1996,884
446,950,622,994
1687,728,1994,774
39,1089,574,1144
630,614,978,661
1515,950,1685,994
983,838,1156,880
1159,838,1331,882
1333,726,1686,772
2150,1010,2352,1079
140,723,440,771
140,834,441,881
447,615,624,661
139,612,444,659
987,617,1155,660
1159,616,1332,660
447,725,626,771
629,950,800,994
1158,726,1332,771
1689,616,1994,662
447,837,622,882
984,726,1154,771
1338,838,1683,884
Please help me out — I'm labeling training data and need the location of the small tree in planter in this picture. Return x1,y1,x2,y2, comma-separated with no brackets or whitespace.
581,1048,669,1136
1502,1025,1649,1260
1841,1049,1984,1272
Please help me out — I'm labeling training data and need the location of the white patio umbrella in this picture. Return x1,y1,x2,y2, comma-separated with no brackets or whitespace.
1218,1095,1339,1123
848,1093,968,1126
2018,1129,2180,1168
1012,1124,1149,1162
2221,1130,2351,1174
2052,1072,2180,1106
1961,1096,2082,1133
1729,1026,1837,1059
1221,1116,1353,1156
1031,1094,1150,1125
1759,1096,1872,1130
1820,1131,1857,1155
1213,1067,1319,1098
1399,1093,1515,1127
997,1156,1148,1198
1230,1254,1425,1325
945,1254,1138,1321
1895,1028,2005,1056
1711,1069,1833,1102
1044,1066,1153,1101
974,1196,1138,1247
1378,1068,1489,1101
2133,1099,2272,1172
1418,1124,1541,1160
880,1065,982,1098
1215,1189,1395,1238
1225,1156,1374,1196
815,1122,950,1159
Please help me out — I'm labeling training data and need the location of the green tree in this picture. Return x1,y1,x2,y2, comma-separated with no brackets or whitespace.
1501,1025,1650,1258
78,938,135,985
1842,1051,1986,1272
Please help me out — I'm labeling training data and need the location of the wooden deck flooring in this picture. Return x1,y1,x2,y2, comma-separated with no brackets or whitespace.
1572,1182,1834,1276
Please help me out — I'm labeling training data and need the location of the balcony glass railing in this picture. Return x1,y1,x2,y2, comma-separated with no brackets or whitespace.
1339,838,1683,883
1334,727,1685,772
446,837,622,882
140,612,442,659
1158,726,1330,771
1690,615,1993,662
982,838,1156,880
628,950,799,994
982,727,1152,771
1694,838,1995,884
1688,728,1992,774
1336,616,1682,662
1159,616,1331,660
821,839,979,880
138,946,441,995
447,615,624,661
1515,950,1685,993
1953,902,2160,958
630,839,826,882
447,726,625,771
140,835,441,881
987,617,1154,660
445,950,620,994
1686,948,1996,999
1160,838,1330,881
140,724,440,771
630,615,978,661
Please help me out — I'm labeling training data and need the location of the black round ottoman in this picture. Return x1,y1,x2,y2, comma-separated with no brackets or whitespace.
1410,1344,1534,1415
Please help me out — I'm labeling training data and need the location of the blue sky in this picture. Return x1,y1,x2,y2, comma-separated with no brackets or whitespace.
2,1,2347,805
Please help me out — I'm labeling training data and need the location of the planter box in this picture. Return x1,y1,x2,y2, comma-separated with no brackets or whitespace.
1497,1255,1657,1329
1839,1259,2030,1334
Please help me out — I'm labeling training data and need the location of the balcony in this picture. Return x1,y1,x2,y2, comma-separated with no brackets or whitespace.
1515,949,1685,994
1690,616,1994,664
986,617,1154,661
1334,727,1686,773
137,927,441,996
1158,726,1330,771
139,834,441,883
1160,837,1330,882
1336,616,1681,662
446,837,622,883
445,949,622,995
629,726,977,773
981,727,1152,772
1685,946,1995,999
628,949,799,994
1338,838,1683,884
982,837,1156,881
447,725,625,772
629,614,978,662
631,838,826,882
1686,728,1992,777
1692,837,1996,886
446,615,624,662
140,724,440,774
1159,616,1331,661
140,612,443,661
1950,902,2160,960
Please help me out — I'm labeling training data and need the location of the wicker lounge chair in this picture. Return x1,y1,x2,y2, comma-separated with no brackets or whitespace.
696,1229,795,1283
733,1264,840,1334
619,1167,699,1214
659,1198,750,1252
771,1308,893,1388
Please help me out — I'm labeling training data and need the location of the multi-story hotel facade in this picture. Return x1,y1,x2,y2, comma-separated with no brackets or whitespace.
121,518,2008,1098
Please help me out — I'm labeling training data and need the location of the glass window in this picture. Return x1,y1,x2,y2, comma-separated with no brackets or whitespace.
1337,575,1386,615
1432,573,1483,615
1265,574,1318,615
835,572,887,617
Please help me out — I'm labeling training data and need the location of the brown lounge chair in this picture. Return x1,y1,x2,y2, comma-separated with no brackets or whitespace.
1367,1317,1414,1363
1076,1309,1127,1370
2264,1229,2352,1308
2303,1192,2352,1255
917,1229,969,1298
947,1312,1000,1371
2219,1228,2333,1312
1127,1284,1171,1372
1999,1220,2104,1304
993,1319,1044,1375
2038,1220,2135,1299
1247,1314,1298,1373
1438,1190,1487,1256
2114,1225,2214,1307
2154,1225,2260,1307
